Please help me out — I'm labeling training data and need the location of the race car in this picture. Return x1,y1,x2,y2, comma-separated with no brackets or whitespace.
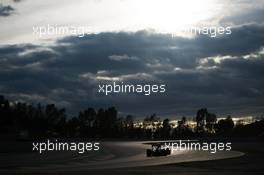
146,143,171,157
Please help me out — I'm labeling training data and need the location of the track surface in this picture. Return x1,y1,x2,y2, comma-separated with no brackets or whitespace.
0,141,244,174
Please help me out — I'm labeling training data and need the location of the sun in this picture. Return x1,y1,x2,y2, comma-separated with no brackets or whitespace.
125,0,219,34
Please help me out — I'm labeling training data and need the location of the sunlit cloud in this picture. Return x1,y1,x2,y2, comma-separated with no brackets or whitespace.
1,0,263,44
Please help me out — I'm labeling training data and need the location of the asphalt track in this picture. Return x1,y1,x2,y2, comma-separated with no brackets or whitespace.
0,141,244,174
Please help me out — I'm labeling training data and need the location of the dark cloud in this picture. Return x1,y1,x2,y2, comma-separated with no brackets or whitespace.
1,24,264,118
220,7,264,26
0,0,23,17
0,4,14,17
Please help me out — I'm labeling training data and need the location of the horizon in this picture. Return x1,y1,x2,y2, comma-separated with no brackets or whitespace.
1,94,262,121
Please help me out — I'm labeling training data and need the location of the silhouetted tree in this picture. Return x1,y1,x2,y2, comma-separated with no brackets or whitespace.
216,115,234,134
1,94,262,140
124,115,134,129
161,118,171,138
66,117,80,137
206,113,217,133
78,107,96,137
196,108,208,133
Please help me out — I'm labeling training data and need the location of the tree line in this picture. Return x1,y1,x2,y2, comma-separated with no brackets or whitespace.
0,95,263,140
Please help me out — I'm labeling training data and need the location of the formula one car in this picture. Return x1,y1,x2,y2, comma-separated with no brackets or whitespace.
146,143,171,157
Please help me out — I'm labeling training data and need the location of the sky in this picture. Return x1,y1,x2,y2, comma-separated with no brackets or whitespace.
0,0,264,118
